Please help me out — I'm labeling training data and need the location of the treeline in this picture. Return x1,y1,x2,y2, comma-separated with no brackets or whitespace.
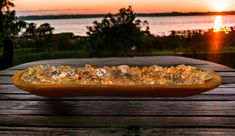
14,27,235,54
19,11,235,20
0,10,54,44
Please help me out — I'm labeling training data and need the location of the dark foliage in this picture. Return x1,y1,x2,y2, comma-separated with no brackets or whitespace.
86,6,151,55
0,0,15,69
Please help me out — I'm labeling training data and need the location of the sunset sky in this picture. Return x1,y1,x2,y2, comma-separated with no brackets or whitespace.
14,0,235,15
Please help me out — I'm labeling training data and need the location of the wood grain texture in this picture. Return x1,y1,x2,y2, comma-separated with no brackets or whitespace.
1,85,235,100
2,94,235,101
0,69,18,76
1,100,235,116
8,56,235,71
1,115,235,128
0,56,235,135
1,127,235,136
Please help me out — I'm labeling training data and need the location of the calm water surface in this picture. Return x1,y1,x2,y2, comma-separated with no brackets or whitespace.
25,15,235,36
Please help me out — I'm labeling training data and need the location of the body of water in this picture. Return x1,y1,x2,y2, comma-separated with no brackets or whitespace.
25,15,235,36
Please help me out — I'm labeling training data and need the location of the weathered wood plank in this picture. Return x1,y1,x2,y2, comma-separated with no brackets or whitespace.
2,94,235,101
0,127,127,136
1,127,235,136
7,56,234,71
0,84,234,102
0,85,28,94
1,116,235,128
222,77,235,84
197,65,235,72
217,72,235,77
0,69,17,76
0,76,12,84
203,88,235,94
219,84,235,88
1,101,235,116
0,85,235,101
8,56,210,69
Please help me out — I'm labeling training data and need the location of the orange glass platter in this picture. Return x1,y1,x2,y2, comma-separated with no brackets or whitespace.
12,70,222,97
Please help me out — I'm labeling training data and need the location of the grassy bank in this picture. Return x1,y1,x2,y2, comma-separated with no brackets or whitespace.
9,48,176,65
1,47,235,69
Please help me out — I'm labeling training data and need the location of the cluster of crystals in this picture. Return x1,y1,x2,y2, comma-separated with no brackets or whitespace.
21,64,213,85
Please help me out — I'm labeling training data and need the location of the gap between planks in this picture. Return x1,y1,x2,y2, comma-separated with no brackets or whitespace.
1,127,235,136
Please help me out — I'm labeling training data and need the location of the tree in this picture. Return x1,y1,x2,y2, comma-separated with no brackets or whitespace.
0,0,14,32
86,6,151,55
36,23,54,37
3,10,26,37
0,0,14,39
0,0,15,69
0,0,28,69
23,23,54,37
23,23,37,37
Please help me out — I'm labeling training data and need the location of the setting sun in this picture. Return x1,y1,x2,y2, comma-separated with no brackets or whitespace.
213,1,227,12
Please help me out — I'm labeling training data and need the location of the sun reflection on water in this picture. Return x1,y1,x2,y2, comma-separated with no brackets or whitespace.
213,16,230,33
214,16,222,32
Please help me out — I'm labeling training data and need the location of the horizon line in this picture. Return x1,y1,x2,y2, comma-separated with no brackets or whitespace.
18,10,235,17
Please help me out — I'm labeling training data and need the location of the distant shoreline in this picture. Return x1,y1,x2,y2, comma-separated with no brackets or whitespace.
19,11,235,20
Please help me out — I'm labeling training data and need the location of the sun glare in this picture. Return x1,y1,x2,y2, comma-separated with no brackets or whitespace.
213,15,230,33
213,1,227,12
214,16,222,32
210,16,223,52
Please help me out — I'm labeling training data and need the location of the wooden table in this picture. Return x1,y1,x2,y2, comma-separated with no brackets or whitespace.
1,56,235,135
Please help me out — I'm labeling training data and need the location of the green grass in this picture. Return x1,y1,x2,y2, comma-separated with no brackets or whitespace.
149,50,176,55
0,47,36,54
0,48,113,65
13,50,91,65
221,46,235,52
14,48,36,54
1,47,235,66
9,48,181,65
